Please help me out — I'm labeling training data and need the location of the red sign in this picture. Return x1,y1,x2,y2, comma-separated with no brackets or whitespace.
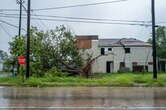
18,56,26,66
148,62,153,65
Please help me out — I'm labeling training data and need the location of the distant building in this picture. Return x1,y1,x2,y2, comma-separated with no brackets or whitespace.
77,35,153,73
0,58,3,71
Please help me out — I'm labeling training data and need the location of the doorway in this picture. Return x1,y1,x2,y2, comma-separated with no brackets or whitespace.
106,61,113,73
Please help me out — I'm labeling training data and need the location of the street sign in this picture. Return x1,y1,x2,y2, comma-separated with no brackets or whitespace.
18,56,26,66
148,62,153,65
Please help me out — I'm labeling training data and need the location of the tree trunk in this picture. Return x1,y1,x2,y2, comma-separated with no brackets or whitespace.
79,72,88,78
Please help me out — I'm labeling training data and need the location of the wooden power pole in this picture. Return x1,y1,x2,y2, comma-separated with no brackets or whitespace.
151,0,157,79
26,0,31,78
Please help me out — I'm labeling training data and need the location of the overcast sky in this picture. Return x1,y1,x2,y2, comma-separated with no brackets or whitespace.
0,0,166,53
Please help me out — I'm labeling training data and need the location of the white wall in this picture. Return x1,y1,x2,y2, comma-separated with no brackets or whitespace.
0,63,3,71
88,41,153,73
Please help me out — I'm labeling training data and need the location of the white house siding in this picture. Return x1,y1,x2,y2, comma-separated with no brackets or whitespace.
86,41,153,73
0,63,3,71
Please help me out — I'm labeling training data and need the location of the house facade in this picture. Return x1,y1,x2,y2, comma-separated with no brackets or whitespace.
0,58,3,71
77,35,153,73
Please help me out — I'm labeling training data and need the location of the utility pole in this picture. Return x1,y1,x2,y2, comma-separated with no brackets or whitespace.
151,0,157,79
26,0,31,78
18,0,23,36
17,0,23,75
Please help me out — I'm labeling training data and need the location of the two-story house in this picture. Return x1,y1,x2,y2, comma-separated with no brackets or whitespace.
77,35,153,73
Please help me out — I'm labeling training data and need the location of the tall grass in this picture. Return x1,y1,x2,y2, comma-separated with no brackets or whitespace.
0,73,166,87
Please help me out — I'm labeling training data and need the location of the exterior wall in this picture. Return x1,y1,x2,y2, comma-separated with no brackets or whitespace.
77,39,92,49
0,62,3,71
85,40,153,73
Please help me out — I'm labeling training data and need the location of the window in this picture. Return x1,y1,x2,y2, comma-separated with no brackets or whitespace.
120,62,125,69
125,48,130,53
108,48,112,51
101,48,105,55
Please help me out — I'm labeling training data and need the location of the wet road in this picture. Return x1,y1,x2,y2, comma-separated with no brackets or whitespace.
0,87,166,110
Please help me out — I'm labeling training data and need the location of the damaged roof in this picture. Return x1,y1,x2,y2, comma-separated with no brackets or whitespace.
76,35,98,40
99,38,152,47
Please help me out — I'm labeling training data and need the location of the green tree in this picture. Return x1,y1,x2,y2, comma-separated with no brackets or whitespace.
0,50,8,60
148,26,166,58
0,50,9,72
156,26,166,58
8,26,84,77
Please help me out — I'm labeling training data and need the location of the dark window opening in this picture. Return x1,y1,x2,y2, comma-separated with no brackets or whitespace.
108,48,112,51
120,62,125,69
125,48,130,53
101,48,105,55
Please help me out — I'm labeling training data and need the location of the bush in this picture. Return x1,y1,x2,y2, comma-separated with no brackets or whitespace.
25,77,42,87
117,67,131,73
30,62,44,77
45,67,69,77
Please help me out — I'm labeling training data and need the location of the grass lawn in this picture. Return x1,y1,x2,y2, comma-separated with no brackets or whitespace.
0,72,10,74
0,73,166,87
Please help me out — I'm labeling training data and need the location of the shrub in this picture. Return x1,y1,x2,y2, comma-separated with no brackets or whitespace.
25,77,42,87
30,62,44,77
45,67,69,77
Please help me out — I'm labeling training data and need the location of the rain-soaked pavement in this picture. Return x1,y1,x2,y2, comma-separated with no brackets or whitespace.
0,87,166,110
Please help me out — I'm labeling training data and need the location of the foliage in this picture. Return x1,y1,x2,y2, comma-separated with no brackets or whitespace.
9,36,26,57
45,67,69,77
0,50,8,60
156,26,166,58
3,57,15,72
148,26,166,58
0,50,9,72
8,25,83,77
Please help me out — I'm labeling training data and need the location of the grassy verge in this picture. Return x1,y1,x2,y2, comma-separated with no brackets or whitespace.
0,73,166,87
0,72,10,74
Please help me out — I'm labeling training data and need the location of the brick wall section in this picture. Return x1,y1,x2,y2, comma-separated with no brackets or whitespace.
76,35,98,49
76,39,92,49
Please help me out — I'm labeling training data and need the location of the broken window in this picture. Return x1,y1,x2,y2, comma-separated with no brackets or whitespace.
101,48,105,55
125,48,130,54
108,48,112,51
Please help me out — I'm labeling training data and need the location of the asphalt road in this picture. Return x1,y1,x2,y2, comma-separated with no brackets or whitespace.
0,87,166,110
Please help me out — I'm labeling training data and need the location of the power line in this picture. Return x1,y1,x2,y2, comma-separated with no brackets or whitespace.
31,14,151,23
34,0,128,11
0,24,12,37
33,0,128,11
0,20,26,31
31,13,49,30
157,22,166,24
0,9,19,12
18,2,49,30
0,14,152,26
0,13,151,23
31,18,151,26
0,15,151,26
0,0,127,12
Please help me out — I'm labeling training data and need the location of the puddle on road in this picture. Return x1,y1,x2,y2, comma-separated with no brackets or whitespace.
0,87,166,110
